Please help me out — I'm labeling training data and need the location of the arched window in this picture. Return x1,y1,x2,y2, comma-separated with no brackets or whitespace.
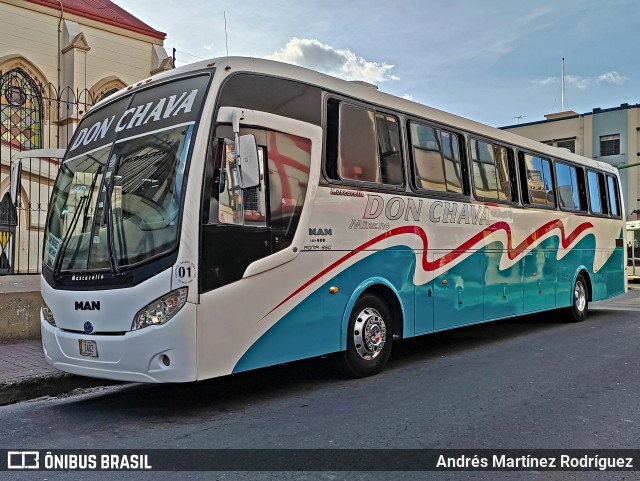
0,69,42,150
95,87,119,104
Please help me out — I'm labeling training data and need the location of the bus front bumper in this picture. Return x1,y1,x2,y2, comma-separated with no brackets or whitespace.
40,304,197,383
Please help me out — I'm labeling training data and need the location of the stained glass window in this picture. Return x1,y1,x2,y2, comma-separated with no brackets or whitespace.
0,69,42,150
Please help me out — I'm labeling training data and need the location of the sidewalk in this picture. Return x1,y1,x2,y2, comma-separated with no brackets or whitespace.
0,275,43,342
0,339,115,405
0,276,117,405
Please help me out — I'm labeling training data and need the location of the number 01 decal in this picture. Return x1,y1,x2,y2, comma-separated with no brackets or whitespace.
174,261,196,284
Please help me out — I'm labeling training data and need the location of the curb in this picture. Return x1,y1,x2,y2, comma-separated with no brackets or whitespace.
0,373,120,406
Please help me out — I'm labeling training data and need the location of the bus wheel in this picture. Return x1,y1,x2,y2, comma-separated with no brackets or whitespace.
567,274,589,322
338,294,393,377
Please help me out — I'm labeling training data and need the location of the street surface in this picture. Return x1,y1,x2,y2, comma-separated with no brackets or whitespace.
2,291,640,481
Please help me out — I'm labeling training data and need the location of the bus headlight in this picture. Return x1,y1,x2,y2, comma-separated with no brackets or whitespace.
42,302,56,327
132,288,188,331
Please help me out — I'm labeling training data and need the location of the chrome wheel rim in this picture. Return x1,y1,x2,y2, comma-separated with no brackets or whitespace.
575,280,587,312
353,307,387,360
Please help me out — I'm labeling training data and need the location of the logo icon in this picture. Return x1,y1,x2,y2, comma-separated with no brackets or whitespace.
7,451,39,469
83,321,94,334
75,301,100,311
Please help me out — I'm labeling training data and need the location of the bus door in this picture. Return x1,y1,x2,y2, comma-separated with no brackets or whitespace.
200,108,317,293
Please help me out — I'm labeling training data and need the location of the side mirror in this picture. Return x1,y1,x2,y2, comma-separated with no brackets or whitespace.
10,160,22,207
237,134,260,190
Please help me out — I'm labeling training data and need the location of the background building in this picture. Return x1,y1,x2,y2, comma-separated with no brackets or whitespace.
503,104,640,220
0,0,172,273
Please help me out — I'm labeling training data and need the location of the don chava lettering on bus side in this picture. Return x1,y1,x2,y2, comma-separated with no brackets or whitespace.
357,194,491,225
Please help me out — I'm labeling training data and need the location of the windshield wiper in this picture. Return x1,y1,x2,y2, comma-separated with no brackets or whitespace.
53,195,88,277
105,156,121,273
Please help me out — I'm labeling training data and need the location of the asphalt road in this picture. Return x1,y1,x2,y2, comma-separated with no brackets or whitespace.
2,291,640,481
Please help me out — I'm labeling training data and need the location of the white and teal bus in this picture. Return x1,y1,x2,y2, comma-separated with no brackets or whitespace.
33,57,625,382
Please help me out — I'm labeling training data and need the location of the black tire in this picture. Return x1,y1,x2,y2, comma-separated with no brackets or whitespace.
337,294,394,378
566,274,589,322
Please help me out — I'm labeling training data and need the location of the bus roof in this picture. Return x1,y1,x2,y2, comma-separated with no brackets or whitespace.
94,56,618,176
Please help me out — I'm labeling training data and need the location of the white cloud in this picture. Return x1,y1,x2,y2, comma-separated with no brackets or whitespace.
597,71,628,85
533,71,629,90
267,37,399,84
536,76,558,86
203,44,212,51
401,93,414,101
566,75,593,90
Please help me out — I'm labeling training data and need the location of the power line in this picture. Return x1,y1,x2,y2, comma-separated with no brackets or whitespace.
174,50,206,60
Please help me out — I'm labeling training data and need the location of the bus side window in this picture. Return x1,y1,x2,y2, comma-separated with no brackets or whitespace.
410,123,446,192
325,99,403,187
575,166,588,211
597,172,609,215
441,131,464,194
470,139,513,201
338,104,379,183
409,123,464,194
606,175,621,217
519,152,555,207
375,113,403,185
556,162,586,211
587,170,603,214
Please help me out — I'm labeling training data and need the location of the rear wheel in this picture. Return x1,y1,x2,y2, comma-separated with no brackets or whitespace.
566,274,589,322
338,294,394,377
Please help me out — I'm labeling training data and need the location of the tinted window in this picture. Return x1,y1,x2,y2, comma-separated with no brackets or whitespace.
441,132,463,193
521,153,555,206
410,123,445,191
471,139,512,201
218,74,322,126
587,170,602,214
375,114,403,185
338,104,378,182
555,162,584,211
409,123,464,194
607,175,620,217
333,103,403,186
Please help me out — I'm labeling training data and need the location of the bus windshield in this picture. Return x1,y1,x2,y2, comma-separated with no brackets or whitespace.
44,73,211,273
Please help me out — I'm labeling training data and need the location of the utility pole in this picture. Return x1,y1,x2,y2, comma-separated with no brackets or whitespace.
561,57,565,111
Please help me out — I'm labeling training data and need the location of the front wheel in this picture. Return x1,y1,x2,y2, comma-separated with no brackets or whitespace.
566,274,589,322
337,294,394,377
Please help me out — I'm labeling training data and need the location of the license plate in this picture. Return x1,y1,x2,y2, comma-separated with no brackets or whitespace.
79,340,98,357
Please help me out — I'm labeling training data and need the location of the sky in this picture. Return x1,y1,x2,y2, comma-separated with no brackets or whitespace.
116,0,640,128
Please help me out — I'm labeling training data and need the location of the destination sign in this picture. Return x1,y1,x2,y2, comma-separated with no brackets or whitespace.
66,73,212,159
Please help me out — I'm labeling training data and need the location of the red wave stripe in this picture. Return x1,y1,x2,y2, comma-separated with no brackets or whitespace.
264,219,593,318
